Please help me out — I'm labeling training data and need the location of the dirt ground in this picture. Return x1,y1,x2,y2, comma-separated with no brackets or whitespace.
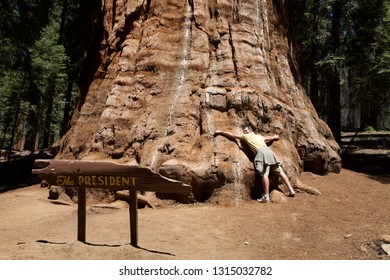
0,168,389,260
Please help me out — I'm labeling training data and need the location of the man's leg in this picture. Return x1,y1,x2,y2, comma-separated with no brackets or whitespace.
278,170,295,197
257,166,270,203
261,175,270,195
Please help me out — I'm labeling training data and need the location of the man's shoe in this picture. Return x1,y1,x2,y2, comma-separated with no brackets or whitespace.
288,189,296,197
257,195,270,203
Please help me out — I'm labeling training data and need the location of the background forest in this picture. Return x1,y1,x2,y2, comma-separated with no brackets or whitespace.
0,0,389,161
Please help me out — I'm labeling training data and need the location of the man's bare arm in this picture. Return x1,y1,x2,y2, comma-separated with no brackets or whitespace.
264,134,280,144
214,130,242,139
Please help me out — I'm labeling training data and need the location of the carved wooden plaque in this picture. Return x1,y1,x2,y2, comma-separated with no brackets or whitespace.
32,159,192,195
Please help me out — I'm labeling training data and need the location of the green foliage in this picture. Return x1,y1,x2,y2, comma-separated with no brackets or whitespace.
0,0,93,154
0,33,27,153
30,25,67,82
364,125,376,132
29,20,69,147
292,0,390,130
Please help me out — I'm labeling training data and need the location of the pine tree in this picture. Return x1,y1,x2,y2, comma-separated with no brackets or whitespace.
29,21,68,149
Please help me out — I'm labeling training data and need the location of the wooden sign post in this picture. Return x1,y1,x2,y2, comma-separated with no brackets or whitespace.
32,159,192,246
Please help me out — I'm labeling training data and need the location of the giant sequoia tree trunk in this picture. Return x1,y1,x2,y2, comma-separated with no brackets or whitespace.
57,0,341,204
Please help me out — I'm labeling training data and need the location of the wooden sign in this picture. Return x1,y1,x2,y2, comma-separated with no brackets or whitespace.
32,159,191,193
32,159,192,246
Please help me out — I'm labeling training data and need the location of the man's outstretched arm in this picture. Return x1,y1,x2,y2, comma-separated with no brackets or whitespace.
214,130,242,139
264,134,280,144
